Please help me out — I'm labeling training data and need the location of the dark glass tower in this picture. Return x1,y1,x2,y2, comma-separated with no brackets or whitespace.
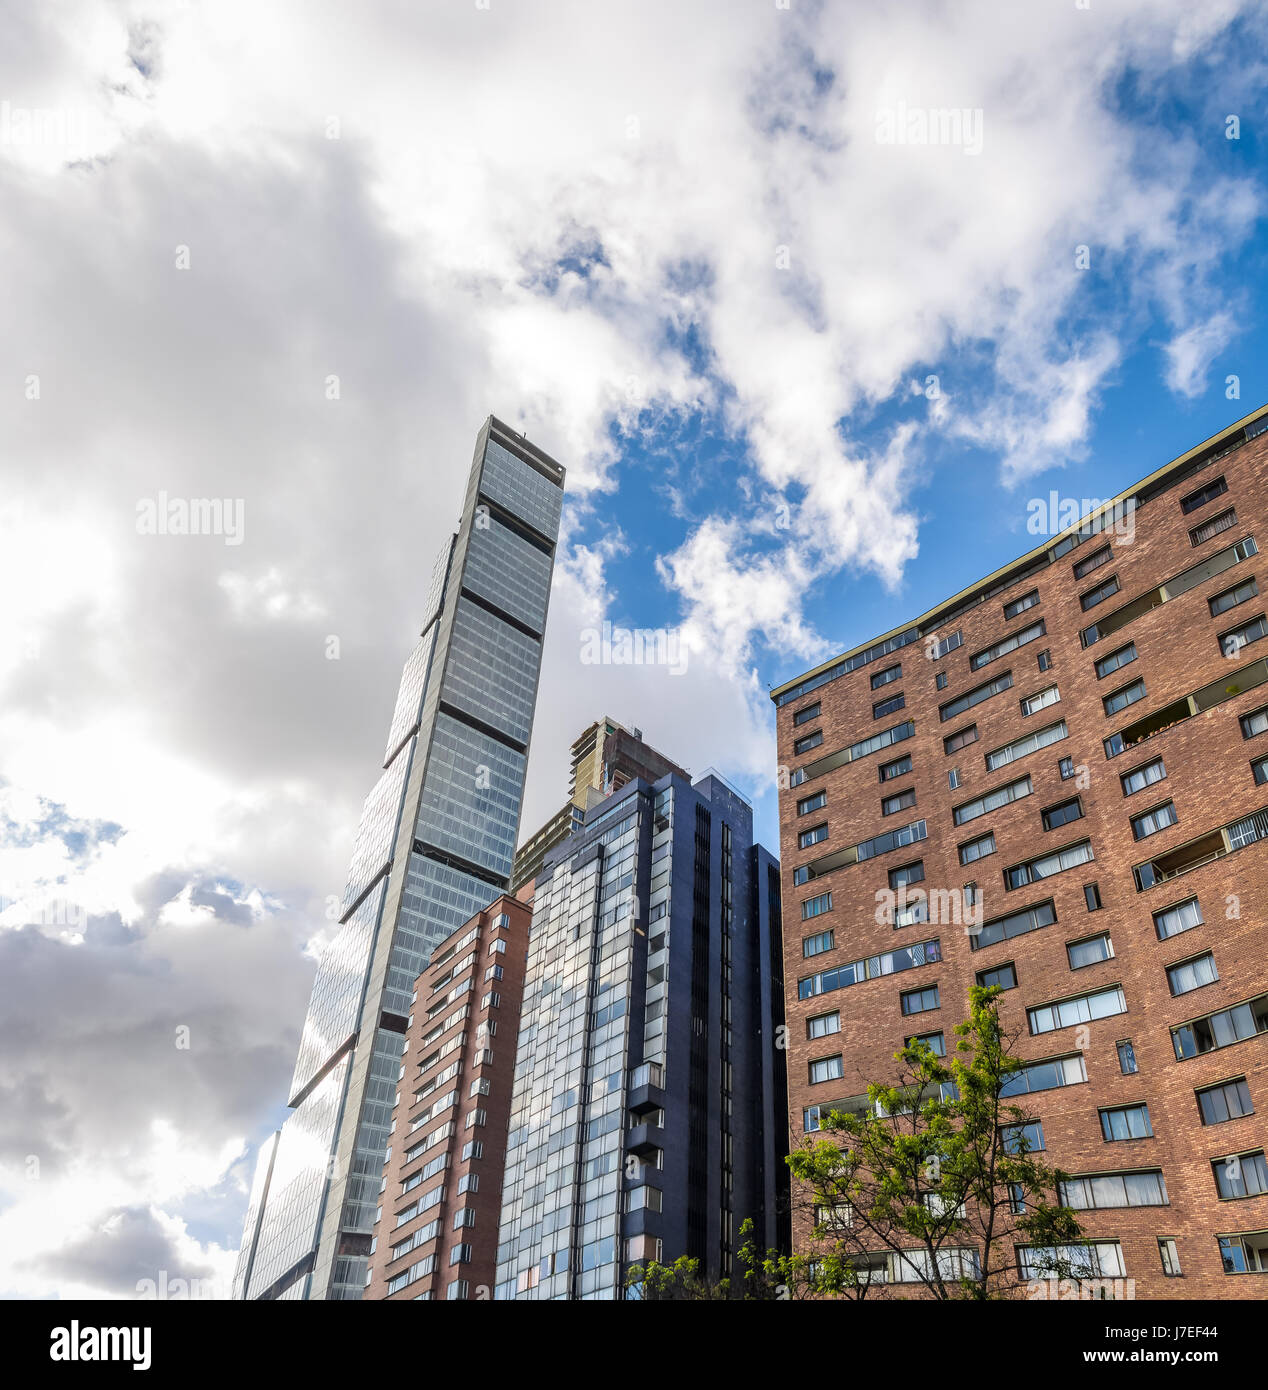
234,416,564,1300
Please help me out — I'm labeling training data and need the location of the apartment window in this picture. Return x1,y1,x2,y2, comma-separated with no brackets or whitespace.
1067,932,1113,969
1131,800,1177,841
1095,641,1137,679
1003,589,1041,620
794,730,823,755
1219,1233,1268,1274
936,671,949,690
1121,757,1166,797
807,1011,840,1039
1004,838,1093,890
1103,678,1146,717
1153,897,1202,940
900,985,940,1015
1073,544,1113,580
1210,577,1259,617
1240,706,1268,740
970,620,1046,671
1083,882,1102,912
1198,1077,1253,1125
958,832,995,866
1255,755,1268,785
873,693,905,719
953,774,1031,825
1080,576,1120,612
1159,1239,1182,1277
797,790,827,816
1172,993,1268,1059
1190,507,1238,546
809,1055,844,1085
1058,756,1075,780
879,754,913,782
939,671,1014,722
801,891,832,921
798,939,942,1001
985,720,1067,772
1042,797,1083,831
947,767,961,790
871,664,902,689
1002,1122,1045,1157
1100,1103,1153,1141
882,788,917,817
802,930,834,959
1167,951,1218,996
1180,474,1227,513
1213,1151,1268,1200
1037,648,1053,672
449,1244,472,1267
930,630,965,659
1060,1169,1167,1210
1020,685,1060,717
976,962,1017,991
910,1031,946,1056
971,899,1056,951
889,861,924,890
944,724,978,755
793,702,821,726
1017,1242,1124,1281
452,1206,476,1229
999,1052,1087,1096
461,1141,483,1161
802,1106,821,1134
1028,984,1126,1034
799,822,829,850
1220,613,1268,658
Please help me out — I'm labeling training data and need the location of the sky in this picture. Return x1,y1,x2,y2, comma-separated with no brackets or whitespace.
0,0,1266,1299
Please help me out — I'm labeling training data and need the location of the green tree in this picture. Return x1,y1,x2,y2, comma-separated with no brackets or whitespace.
626,1218,823,1300
786,985,1084,1299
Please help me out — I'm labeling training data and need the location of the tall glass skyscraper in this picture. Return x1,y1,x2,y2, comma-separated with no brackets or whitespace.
494,770,786,1299
233,416,565,1300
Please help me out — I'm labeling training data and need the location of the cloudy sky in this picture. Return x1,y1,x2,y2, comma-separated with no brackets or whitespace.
1,0,1265,1299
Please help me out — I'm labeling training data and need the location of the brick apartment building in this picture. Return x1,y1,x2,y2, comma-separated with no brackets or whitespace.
771,405,1268,1297
365,893,531,1300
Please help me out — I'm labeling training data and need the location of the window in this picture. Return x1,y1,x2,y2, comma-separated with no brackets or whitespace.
958,832,995,866
1020,685,1060,717
1083,882,1102,912
1000,1053,1087,1096
971,899,1056,951
1181,474,1227,513
1131,801,1177,840
461,1141,483,1162
809,1055,844,1085
1058,756,1075,780
985,720,1067,772
1167,952,1218,996
1172,993,1268,1060
953,774,1031,826
936,671,949,690
1158,1239,1182,1277
1219,1232,1268,1274
1095,642,1137,679
799,822,829,849
774,628,923,707
1073,544,1113,579
889,861,924,890
1103,678,1146,716
1042,797,1083,831
1117,1040,1138,1074
1067,932,1112,968
794,730,823,755
1221,614,1268,658
1017,1242,1125,1280
879,754,913,782
802,930,833,958
856,818,927,863
1121,757,1166,797
1080,576,1120,611
1002,1120,1045,1153
1198,1077,1253,1126
939,672,1014,722
797,790,827,816
881,788,916,817
976,962,1017,991
1153,897,1202,940
799,938,941,1000
801,891,832,921
970,620,1046,671
808,1011,840,1039
1213,1151,1268,1200
947,768,961,790
900,985,940,1015
1100,1104,1152,1141
873,693,905,719
1004,838,1094,890
1003,589,1041,620
1060,1170,1168,1210
1210,577,1259,617
929,629,964,660
871,664,902,689
1255,756,1268,785
1190,506,1238,546
1037,648,1053,671
1241,706,1268,740
1028,984,1126,1034
793,702,821,726
944,724,978,754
